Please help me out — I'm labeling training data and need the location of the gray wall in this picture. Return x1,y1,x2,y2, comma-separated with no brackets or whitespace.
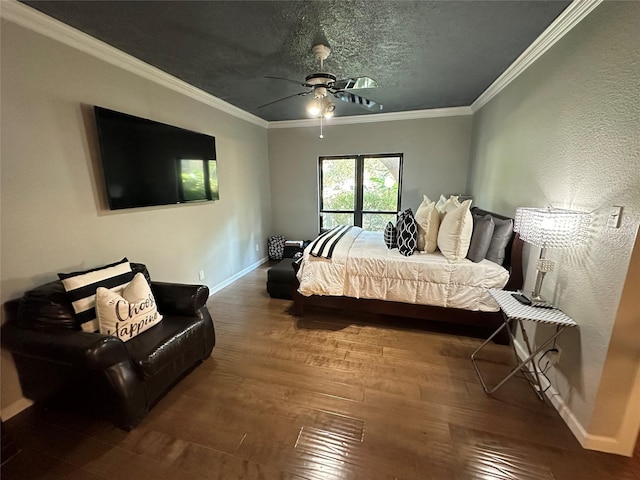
3,0,638,455
268,115,473,239
0,20,271,414
468,1,639,453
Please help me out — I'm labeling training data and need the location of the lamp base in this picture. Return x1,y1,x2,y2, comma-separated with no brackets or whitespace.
522,292,555,309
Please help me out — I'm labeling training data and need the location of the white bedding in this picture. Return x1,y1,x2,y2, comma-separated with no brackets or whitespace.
297,228,509,312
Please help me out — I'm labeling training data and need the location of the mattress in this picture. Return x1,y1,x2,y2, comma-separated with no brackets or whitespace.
297,228,510,312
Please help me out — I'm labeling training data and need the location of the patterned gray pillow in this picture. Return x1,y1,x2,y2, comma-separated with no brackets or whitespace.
384,221,397,249
397,209,417,256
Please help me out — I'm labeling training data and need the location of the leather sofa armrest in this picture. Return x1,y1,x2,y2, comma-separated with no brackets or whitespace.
1,324,128,370
151,282,209,317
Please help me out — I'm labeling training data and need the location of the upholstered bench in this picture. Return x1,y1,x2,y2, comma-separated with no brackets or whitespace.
266,258,297,299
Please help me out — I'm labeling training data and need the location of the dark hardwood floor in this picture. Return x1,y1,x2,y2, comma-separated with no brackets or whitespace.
2,263,639,479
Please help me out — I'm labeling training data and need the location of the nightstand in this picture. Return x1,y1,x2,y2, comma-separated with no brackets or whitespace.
471,289,578,400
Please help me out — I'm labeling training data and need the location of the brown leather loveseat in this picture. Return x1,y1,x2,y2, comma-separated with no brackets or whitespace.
2,262,215,430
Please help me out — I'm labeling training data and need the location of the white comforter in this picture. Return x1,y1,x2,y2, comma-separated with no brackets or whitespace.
297,227,509,312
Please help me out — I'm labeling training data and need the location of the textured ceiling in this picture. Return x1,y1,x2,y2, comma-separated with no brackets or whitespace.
21,1,571,121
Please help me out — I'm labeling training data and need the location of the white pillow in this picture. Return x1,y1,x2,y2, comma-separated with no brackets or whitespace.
437,199,473,262
435,194,461,220
414,195,440,253
96,273,163,341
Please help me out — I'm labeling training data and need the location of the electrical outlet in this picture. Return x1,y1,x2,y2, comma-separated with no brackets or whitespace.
548,348,561,364
198,270,205,281
255,243,259,252
608,206,623,228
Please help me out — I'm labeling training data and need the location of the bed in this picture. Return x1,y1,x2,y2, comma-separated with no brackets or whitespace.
291,207,523,343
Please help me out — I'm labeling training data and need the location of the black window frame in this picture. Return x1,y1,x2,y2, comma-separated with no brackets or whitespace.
318,153,403,231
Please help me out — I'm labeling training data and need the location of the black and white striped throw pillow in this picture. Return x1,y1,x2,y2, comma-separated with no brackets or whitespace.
384,221,397,249
58,258,134,332
397,209,418,256
308,225,353,259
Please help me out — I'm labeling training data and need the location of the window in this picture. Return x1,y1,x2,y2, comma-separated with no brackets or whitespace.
319,154,403,231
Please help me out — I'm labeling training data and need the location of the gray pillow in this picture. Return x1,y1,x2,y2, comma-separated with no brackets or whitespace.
486,217,513,265
467,214,495,263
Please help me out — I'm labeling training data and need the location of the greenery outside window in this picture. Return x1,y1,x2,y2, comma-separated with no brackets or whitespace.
319,154,403,231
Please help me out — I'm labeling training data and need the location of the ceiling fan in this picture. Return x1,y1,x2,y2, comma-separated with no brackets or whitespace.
260,44,383,118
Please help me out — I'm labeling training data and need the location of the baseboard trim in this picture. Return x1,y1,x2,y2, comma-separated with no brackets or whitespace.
511,338,633,456
580,433,637,457
511,338,590,444
1,398,34,422
209,257,268,296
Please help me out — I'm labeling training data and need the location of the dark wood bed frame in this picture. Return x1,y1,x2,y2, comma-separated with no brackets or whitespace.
291,207,524,344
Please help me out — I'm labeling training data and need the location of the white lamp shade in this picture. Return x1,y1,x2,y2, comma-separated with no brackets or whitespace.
514,207,591,249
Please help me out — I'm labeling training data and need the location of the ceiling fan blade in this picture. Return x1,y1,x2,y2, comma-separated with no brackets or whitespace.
333,77,379,90
334,91,383,111
264,75,306,87
258,90,312,109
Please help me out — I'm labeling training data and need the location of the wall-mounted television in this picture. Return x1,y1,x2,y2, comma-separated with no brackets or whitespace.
94,106,219,210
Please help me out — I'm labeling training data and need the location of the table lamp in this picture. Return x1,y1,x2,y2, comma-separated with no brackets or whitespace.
514,207,591,307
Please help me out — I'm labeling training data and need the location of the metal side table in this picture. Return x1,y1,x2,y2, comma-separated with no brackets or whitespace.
471,289,578,400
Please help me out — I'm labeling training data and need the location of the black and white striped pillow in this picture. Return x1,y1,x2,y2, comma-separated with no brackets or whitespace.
384,221,397,249
308,225,353,259
397,209,418,256
58,258,134,332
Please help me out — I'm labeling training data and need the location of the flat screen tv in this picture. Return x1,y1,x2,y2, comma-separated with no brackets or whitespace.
94,106,219,210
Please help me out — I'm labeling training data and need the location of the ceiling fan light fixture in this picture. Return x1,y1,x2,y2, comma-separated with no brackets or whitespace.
263,42,382,135
322,99,335,118
314,86,328,99
307,98,322,117
261,43,382,121
308,96,335,118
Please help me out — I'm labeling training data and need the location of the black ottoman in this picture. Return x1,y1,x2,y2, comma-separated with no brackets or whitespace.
267,258,297,299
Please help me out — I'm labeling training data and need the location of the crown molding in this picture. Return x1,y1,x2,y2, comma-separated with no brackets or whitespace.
2,0,599,128
0,0,268,128
268,106,472,129
471,0,603,112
